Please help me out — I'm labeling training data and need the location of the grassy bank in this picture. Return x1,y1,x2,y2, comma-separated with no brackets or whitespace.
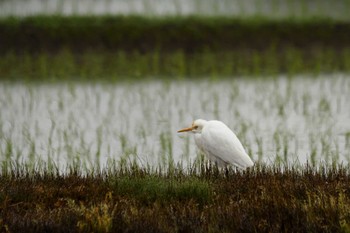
1,16,350,53
1,164,350,232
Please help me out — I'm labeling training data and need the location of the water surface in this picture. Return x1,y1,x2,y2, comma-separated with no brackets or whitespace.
1,0,349,20
1,75,350,170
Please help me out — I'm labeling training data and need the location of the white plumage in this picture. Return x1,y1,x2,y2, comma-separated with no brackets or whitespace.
178,119,254,169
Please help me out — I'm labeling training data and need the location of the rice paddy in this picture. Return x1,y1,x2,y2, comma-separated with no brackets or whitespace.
1,1,350,231
1,0,350,21
1,75,350,172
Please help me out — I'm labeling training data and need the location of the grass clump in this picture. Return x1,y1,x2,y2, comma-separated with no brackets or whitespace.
1,164,350,232
113,176,211,205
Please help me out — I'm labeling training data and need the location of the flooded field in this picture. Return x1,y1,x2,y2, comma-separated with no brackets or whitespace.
1,0,350,20
1,75,350,171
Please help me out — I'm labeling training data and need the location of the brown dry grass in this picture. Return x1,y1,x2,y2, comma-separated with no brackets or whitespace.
1,165,350,232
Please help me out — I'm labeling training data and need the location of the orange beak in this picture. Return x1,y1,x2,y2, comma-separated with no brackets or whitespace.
177,126,193,133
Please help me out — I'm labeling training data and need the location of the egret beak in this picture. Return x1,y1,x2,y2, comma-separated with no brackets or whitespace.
177,127,193,133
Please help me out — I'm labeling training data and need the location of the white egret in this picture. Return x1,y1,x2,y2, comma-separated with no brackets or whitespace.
178,119,254,169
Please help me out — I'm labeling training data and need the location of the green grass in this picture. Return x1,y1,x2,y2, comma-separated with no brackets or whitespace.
1,164,350,232
1,76,349,169
113,176,211,204
1,47,350,81
1,16,349,80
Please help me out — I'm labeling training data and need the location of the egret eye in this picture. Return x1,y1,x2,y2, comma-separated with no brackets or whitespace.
194,125,199,129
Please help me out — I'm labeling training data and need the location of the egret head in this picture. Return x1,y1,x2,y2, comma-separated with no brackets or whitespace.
177,119,207,134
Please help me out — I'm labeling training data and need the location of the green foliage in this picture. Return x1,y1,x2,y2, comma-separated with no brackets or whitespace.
0,16,349,80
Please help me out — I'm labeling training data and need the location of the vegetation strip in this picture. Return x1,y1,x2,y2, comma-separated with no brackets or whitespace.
1,48,350,80
1,16,350,53
1,165,350,232
1,16,350,79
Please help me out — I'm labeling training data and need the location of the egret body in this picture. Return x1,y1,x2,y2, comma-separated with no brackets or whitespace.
178,119,254,169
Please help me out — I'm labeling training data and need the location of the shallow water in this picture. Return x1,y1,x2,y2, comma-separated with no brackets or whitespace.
0,0,349,20
1,75,350,170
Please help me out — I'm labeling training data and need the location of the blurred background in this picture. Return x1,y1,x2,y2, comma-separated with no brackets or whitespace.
0,0,350,172
1,0,350,20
